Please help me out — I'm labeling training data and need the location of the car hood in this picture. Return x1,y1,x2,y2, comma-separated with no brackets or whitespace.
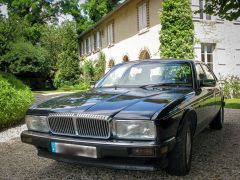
29,87,194,120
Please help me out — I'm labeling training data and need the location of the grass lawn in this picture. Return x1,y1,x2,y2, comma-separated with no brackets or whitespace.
225,99,240,109
33,89,81,94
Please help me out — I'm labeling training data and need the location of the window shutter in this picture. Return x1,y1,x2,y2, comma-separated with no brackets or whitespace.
146,1,150,27
107,22,114,45
81,42,84,56
84,39,87,54
107,24,110,45
142,2,147,29
112,22,114,44
91,35,94,52
138,5,143,30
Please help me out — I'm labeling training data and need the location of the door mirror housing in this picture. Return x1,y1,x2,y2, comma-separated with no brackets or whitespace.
199,79,216,87
90,81,96,88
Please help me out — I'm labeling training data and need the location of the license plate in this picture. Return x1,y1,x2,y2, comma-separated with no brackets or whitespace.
51,142,97,158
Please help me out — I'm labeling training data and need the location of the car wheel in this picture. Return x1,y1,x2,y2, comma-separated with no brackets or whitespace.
166,117,192,176
209,106,224,130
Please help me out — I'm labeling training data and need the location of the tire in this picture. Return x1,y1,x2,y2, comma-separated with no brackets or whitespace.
166,117,193,176
209,106,224,130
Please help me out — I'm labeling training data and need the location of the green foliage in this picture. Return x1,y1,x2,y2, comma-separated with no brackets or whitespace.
225,99,240,109
82,0,121,23
82,60,95,81
1,0,60,24
59,81,90,91
81,52,106,82
94,52,106,81
54,21,80,88
0,71,34,129
159,0,195,59
222,75,240,99
204,0,240,21
1,41,50,76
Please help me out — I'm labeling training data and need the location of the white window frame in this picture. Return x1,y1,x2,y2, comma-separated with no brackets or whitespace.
137,1,148,31
107,22,114,46
201,43,215,70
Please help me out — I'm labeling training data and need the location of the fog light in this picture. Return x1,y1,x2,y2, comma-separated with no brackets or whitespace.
131,148,154,156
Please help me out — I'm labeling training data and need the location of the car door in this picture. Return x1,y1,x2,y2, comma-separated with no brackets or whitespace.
194,63,211,131
199,64,220,123
200,64,221,117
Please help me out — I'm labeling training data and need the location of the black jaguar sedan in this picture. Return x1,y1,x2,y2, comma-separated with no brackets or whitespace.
21,59,224,176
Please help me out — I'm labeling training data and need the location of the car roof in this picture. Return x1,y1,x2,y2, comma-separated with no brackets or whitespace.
119,59,201,65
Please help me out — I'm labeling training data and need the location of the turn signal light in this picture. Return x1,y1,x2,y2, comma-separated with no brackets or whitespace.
131,148,154,156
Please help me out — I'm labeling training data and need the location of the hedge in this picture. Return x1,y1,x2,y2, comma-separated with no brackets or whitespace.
0,71,34,129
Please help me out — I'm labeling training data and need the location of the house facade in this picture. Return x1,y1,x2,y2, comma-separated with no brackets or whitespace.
78,0,240,78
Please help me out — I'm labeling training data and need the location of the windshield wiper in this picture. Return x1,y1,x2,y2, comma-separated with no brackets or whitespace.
139,83,190,89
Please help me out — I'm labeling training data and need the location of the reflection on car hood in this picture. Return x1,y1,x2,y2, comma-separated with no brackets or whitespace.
29,87,194,120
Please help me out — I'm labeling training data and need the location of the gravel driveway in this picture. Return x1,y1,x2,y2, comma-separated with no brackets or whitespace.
0,94,240,179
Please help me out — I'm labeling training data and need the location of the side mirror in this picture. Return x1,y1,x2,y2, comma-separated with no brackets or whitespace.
199,79,216,87
90,81,96,88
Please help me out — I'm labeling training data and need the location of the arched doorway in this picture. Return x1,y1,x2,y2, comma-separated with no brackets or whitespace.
123,55,129,62
108,59,115,69
139,49,151,60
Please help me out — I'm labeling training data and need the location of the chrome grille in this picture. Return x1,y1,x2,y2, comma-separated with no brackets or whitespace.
76,118,110,138
48,117,75,135
48,113,111,139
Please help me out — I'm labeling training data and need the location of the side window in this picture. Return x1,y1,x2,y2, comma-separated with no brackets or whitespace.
195,63,206,80
201,64,215,80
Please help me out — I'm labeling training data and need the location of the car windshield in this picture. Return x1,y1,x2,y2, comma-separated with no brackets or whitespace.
96,61,193,88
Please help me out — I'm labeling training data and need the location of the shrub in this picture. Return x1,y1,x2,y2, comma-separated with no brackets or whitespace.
159,0,195,59
1,41,50,76
81,52,106,82
82,59,95,81
53,22,81,88
222,75,240,99
94,52,106,81
0,72,34,129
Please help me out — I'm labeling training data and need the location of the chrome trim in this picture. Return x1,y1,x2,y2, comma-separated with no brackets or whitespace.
47,113,111,139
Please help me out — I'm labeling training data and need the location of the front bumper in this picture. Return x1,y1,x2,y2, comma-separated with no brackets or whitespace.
21,130,176,171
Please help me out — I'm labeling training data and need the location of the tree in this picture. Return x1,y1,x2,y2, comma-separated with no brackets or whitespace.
82,0,122,23
54,21,80,88
159,0,195,59
1,0,60,24
203,0,240,21
1,41,50,77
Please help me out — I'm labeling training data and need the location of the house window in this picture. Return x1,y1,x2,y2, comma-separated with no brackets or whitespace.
201,43,214,70
199,0,211,20
107,22,114,46
137,1,149,31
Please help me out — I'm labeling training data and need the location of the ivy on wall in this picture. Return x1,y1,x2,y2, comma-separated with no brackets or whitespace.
159,0,195,59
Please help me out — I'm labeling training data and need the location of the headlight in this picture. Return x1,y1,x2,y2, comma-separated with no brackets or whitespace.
25,115,49,133
114,120,156,140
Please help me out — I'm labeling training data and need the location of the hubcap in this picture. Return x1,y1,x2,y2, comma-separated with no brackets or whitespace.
186,129,191,165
